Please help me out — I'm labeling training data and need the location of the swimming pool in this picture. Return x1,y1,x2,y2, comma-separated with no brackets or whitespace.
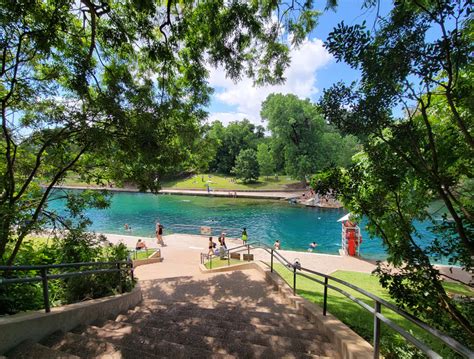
47,191,439,260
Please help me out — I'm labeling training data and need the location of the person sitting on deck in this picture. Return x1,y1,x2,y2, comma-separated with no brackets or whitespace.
135,239,147,251
274,240,281,250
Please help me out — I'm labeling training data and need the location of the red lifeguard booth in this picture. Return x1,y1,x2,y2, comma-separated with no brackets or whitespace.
337,213,362,256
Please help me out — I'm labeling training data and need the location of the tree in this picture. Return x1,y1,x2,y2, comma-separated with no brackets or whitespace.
256,143,275,179
0,0,321,264
321,130,359,168
319,0,473,337
261,93,326,182
232,149,259,183
208,119,265,174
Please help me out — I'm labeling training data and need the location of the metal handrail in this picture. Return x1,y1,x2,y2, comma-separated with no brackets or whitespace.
0,260,134,313
199,241,472,358
257,245,472,359
201,241,260,268
0,261,130,271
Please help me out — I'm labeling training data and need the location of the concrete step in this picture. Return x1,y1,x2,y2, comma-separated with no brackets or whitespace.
140,279,289,305
87,324,327,359
73,325,234,359
101,319,339,358
121,307,315,330
6,340,79,359
143,289,291,305
141,299,300,315
118,311,324,341
76,322,231,355
41,331,158,359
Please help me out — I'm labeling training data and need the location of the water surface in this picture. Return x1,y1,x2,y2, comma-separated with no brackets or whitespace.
47,191,440,260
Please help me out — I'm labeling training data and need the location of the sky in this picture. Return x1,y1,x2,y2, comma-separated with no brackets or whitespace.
206,1,393,127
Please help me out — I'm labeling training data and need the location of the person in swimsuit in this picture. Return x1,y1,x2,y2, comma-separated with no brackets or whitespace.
208,237,216,256
274,240,281,250
156,224,165,246
241,228,248,245
220,232,227,249
135,239,147,250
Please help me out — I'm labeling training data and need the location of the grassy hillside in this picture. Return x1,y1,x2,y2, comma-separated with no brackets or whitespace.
58,173,302,191
161,174,301,190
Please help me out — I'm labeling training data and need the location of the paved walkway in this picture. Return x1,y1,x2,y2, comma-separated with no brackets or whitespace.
105,233,377,280
103,233,472,284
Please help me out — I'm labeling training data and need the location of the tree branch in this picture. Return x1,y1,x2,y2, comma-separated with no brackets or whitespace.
159,0,173,43
7,145,90,265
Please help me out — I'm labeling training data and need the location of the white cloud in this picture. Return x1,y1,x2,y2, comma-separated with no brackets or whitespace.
208,38,333,126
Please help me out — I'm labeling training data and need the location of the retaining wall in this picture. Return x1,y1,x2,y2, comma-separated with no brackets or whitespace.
0,286,142,354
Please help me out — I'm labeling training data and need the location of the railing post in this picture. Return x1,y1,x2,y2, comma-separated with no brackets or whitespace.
247,244,250,261
293,265,297,295
270,249,274,272
40,268,50,313
117,263,122,294
323,277,328,316
373,301,381,359
227,251,230,266
210,255,212,269
130,262,134,282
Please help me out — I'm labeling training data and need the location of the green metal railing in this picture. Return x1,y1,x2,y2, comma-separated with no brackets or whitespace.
0,261,134,313
200,241,259,269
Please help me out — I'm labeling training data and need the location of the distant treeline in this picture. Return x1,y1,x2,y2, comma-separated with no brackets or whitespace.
191,94,360,183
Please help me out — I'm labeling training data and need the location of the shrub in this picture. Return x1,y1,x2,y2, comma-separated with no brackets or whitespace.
0,234,133,315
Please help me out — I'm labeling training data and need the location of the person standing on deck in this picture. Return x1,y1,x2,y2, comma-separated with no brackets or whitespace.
241,228,248,245
208,237,216,256
156,223,165,246
220,232,227,249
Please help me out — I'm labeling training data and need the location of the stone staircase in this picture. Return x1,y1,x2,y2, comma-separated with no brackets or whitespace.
5,270,341,358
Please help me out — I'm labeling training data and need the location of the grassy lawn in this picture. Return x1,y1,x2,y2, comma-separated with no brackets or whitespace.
161,173,300,190
58,173,301,191
129,250,155,260
272,263,472,358
204,258,243,269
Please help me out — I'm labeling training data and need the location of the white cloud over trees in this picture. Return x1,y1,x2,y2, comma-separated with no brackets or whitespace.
207,38,333,126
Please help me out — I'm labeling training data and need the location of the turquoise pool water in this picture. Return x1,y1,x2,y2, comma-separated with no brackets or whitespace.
47,191,439,260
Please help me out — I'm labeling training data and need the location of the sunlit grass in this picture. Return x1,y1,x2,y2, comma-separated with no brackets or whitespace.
161,173,299,190
204,258,242,269
59,173,301,190
272,264,470,358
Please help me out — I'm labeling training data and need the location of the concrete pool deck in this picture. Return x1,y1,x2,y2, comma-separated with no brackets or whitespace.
102,233,472,284
104,233,376,280
53,185,304,199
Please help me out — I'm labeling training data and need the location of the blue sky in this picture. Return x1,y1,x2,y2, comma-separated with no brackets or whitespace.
206,1,393,126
